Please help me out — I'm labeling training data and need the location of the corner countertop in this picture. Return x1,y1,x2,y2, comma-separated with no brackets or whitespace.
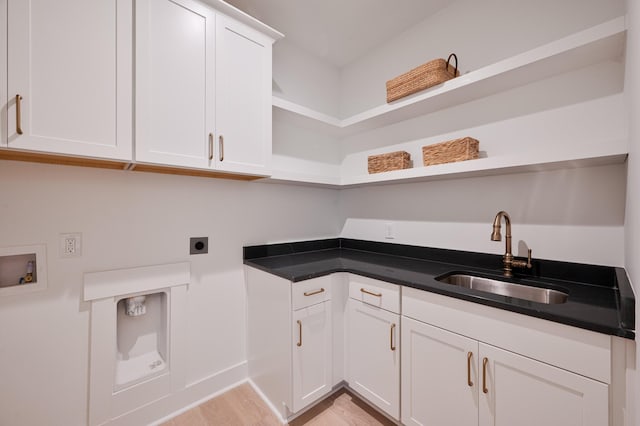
243,238,635,340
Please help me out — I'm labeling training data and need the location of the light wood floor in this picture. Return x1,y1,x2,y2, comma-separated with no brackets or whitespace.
163,383,395,426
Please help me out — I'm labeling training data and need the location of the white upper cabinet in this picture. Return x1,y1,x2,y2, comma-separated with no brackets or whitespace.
135,0,214,169
136,0,275,176
215,14,273,175
6,0,133,160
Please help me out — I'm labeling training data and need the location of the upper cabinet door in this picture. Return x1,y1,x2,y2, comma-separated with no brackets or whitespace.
7,0,132,160
215,14,272,176
135,0,215,169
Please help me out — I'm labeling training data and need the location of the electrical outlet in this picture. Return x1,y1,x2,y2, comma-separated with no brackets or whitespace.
190,237,208,255
60,233,82,258
385,222,395,239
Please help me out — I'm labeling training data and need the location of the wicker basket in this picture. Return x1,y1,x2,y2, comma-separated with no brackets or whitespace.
386,53,459,103
368,151,412,174
422,137,479,166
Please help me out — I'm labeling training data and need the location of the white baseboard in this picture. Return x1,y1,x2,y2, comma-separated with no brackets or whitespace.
247,379,288,424
109,361,248,426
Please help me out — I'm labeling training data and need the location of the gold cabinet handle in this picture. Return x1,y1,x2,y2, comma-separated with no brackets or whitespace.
296,320,302,347
390,323,396,351
219,135,224,161
208,133,214,160
15,95,23,135
360,288,382,297
482,357,489,394
467,352,474,387
303,288,325,297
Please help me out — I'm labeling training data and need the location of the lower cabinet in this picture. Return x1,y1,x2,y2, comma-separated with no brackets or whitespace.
401,316,478,426
247,268,615,425
292,300,332,413
402,313,609,426
245,268,336,421
346,276,400,420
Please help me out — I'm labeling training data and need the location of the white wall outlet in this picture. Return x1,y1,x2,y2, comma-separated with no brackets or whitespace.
60,233,82,258
384,222,395,239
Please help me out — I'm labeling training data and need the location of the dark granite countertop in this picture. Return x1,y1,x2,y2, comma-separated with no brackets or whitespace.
244,238,635,340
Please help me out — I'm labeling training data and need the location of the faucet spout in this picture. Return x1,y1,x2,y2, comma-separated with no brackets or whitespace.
491,211,530,277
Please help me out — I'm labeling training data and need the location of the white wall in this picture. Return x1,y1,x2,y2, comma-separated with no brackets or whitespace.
0,160,340,426
625,1,640,425
339,0,626,117
333,0,628,269
339,163,626,266
273,39,341,117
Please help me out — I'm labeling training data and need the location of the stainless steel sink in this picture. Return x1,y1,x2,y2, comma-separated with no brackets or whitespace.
436,274,568,304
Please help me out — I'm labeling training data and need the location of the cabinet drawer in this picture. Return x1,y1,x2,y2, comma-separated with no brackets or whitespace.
292,276,332,310
348,275,400,314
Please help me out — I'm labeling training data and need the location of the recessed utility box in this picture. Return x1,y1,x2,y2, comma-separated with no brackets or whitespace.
0,245,47,296
115,291,169,391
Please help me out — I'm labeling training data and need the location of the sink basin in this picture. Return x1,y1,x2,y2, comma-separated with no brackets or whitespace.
436,273,568,304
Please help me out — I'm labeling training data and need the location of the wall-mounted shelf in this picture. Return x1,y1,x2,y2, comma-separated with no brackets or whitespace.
267,17,628,188
341,152,628,188
267,90,629,188
272,17,626,138
265,149,627,189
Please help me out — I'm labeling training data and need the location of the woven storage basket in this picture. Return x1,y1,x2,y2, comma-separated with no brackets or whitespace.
386,53,459,103
368,151,412,174
422,137,479,166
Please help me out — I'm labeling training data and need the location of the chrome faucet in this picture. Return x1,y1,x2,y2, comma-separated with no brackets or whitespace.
491,211,532,277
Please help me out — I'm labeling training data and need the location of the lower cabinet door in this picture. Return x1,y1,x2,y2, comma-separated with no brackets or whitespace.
292,301,332,413
478,343,609,426
401,316,479,426
347,299,400,420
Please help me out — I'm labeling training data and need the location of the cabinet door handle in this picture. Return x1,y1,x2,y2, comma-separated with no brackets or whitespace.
467,352,474,387
208,133,214,160
360,288,382,297
303,288,324,297
390,323,396,351
15,94,23,135
219,135,224,161
296,320,302,347
482,357,489,394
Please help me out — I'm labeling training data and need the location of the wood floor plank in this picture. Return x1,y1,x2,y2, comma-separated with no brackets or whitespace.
164,383,395,426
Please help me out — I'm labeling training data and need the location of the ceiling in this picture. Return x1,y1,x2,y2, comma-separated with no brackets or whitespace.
224,0,453,68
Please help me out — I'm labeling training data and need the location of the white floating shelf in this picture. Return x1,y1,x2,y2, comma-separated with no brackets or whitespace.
262,151,627,188
272,17,626,138
341,152,628,188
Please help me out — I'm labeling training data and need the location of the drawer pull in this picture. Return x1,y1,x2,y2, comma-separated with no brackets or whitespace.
303,288,325,297
297,320,302,347
482,357,489,394
360,288,382,297
467,352,474,387
16,94,23,135
390,323,396,351
208,133,214,160
219,135,224,161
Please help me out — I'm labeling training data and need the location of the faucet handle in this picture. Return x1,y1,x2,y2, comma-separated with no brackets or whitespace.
511,248,533,270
